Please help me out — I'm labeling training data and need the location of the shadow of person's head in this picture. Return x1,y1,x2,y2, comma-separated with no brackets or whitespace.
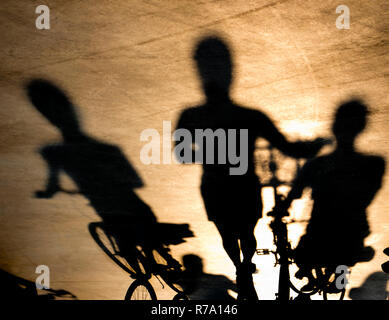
26,79,81,139
182,254,203,277
333,99,369,150
193,36,233,101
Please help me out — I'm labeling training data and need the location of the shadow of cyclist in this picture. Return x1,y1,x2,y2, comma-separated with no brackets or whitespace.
280,99,386,287
26,79,192,274
174,35,329,300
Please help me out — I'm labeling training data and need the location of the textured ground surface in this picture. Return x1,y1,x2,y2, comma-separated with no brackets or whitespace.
0,0,388,300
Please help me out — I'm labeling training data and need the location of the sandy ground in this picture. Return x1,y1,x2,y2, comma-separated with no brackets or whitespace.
0,0,388,300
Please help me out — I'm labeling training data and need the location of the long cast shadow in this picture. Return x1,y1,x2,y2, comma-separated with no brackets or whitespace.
174,35,328,300
26,79,193,281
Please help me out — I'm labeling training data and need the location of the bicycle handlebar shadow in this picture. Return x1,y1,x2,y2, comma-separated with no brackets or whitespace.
26,79,193,279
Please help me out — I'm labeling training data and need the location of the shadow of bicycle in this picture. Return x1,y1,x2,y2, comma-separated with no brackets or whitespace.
89,221,194,300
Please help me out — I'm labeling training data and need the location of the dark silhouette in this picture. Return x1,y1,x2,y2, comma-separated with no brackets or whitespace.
175,254,237,300
382,247,389,274
349,271,388,300
174,36,328,300
279,100,386,286
26,79,192,275
0,269,76,300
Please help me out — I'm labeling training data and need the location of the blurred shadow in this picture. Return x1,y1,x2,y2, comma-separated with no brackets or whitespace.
175,254,237,300
174,35,328,300
382,247,389,274
349,271,388,300
26,79,193,275
281,99,386,282
0,269,76,300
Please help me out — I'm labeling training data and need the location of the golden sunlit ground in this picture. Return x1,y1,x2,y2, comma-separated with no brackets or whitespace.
0,0,388,300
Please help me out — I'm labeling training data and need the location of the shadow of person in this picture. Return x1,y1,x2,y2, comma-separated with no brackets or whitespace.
349,271,388,300
0,269,76,300
174,36,329,300
279,99,386,286
174,254,237,300
26,79,192,274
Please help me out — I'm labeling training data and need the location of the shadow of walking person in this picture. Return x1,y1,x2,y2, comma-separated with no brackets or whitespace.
174,36,329,300
26,79,192,277
278,99,386,290
349,271,388,300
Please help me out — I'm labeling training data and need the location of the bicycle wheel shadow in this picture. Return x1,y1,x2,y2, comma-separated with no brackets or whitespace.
174,254,238,300
0,269,77,300
25,79,194,282
349,271,388,300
